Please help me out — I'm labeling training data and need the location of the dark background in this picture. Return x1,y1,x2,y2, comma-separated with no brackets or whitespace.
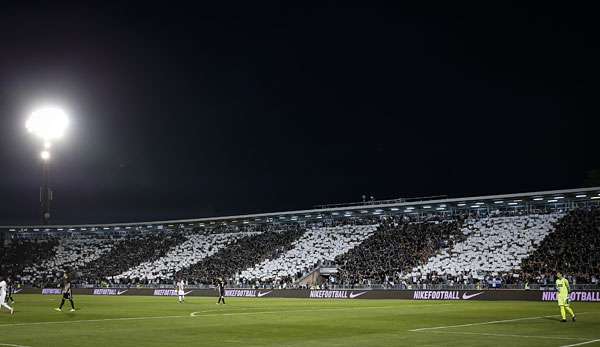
1,2,598,225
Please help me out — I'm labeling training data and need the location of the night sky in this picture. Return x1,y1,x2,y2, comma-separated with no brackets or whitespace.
0,3,598,225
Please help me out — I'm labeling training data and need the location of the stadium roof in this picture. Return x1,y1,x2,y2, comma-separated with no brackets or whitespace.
2,186,599,230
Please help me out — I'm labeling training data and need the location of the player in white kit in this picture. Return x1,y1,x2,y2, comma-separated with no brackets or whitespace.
176,279,186,303
0,276,14,314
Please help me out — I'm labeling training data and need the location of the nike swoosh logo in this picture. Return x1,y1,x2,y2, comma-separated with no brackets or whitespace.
462,292,484,300
257,291,272,297
117,290,128,295
349,291,367,299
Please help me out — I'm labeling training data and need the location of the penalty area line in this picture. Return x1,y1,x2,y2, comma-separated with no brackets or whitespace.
560,339,600,347
409,311,598,332
423,330,590,341
410,314,558,332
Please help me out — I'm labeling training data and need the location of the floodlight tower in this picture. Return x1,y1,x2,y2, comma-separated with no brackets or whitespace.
25,107,69,225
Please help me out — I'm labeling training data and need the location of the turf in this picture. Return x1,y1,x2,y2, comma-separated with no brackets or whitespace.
0,295,599,346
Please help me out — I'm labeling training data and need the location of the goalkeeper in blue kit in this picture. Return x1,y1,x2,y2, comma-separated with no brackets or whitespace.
556,272,575,322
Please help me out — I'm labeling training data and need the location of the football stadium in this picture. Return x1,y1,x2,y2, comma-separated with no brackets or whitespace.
2,2,600,347
2,188,600,346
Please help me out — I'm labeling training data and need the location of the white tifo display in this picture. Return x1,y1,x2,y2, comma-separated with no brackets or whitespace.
114,232,258,281
239,224,379,281
406,213,564,280
22,236,117,283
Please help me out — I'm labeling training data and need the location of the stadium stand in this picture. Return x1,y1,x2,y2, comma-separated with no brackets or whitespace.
18,229,186,286
75,231,186,285
1,238,57,286
23,234,119,285
239,224,378,283
522,208,600,285
177,226,306,284
404,213,563,286
335,219,463,286
113,231,260,283
2,192,599,288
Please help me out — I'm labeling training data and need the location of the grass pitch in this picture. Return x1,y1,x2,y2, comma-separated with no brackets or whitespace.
0,295,599,346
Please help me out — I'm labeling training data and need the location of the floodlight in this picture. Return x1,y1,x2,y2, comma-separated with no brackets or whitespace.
26,107,69,141
40,150,51,161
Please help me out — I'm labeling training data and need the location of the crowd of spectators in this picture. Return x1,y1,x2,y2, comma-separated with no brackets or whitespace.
0,238,57,286
3,206,598,289
177,227,305,284
239,224,378,283
403,214,562,286
335,218,464,286
521,207,600,285
75,231,187,285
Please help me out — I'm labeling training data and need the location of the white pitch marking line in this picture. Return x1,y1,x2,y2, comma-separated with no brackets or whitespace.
0,303,447,328
560,339,600,347
190,303,452,317
0,315,188,328
0,343,32,347
425,330,588,341
409,311,598,332
410,314,558,331
0,306,399,327
190,305,400,317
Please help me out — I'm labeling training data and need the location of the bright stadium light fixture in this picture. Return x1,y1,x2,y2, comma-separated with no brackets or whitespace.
547,199,558,203
26,106,69,141
533,197,544,201
390,207,399,211
553,196,564,199
457,203,466,207
494,201,504,204
575,194,587,198
470,205,480,208
26,106,70,225
40,150,50,161
591,196,600,200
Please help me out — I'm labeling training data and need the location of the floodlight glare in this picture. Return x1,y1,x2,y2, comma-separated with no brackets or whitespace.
40,150,51,161
26,107,69,141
